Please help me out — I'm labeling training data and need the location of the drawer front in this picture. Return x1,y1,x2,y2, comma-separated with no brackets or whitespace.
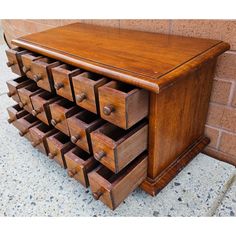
49,100,81,136
72,72,108,114
7,104,28,124
89,153,147,210
67,110,104,153
91,121,148,173
52,64,81,101
6,77,32,103
46,132,74,168
98,81,149,129
21,53,43,79
31,91,59,125
64,147,98,187
31,57,60,92
17,83,43,113
5,47,29,76
13,113,40,141
29,123,57,155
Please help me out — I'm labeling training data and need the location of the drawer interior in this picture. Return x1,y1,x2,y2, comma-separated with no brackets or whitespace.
71,146,91,161
76,111,99,125
79,71,103,81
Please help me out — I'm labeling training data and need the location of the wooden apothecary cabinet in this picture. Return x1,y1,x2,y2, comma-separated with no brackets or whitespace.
5,23,229,209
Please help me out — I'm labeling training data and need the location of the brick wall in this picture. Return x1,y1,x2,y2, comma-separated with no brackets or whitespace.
2,19,236,165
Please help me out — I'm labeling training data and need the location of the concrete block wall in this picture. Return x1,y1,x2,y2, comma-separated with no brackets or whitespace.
1,19,236,165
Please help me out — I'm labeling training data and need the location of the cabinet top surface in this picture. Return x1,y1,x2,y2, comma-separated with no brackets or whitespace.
13,23,229,93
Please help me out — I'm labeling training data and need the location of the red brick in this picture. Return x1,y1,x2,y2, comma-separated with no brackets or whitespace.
210,79,232,105
91,20,119,28
221,107,236,133
219,132,236,156
206,103,225,127
232,86,236,107
204,126,220,148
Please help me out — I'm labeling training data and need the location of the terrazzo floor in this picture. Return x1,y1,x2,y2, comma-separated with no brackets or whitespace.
0,43,235,217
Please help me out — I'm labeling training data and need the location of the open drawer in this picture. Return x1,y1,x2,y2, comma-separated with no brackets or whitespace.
89,153,147,210
98,81,149,129
7,104,28,124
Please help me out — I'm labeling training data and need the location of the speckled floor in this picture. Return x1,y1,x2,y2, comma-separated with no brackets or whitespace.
0,42,235,217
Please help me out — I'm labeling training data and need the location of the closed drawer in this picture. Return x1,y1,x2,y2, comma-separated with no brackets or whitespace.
5,47,29,76
64,146,98,187
12,113,40,141
6,77,32,103
67,110,104,153
29,123,57,155
49,99,81,136
18,82,43,113
31,91,59,125
89,153,147,210
98,81,149,129
52,64,81,101
21,52,43,79
31,57,60,92
46,132,74,168
7,104,28,124
72,72,108,114
91,121,148,173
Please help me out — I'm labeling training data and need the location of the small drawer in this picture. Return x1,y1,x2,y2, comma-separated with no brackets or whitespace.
5,47,29,76
13,113,40,141
98,81,149,129
31,57,60,92
49,99,81,136
21,52,43,79
89,153,147,210
31,91,59,125
72,72,108,114
7,104,28,124
17,83,43,113
67,110,104,153
29,123,57,155
64,147,98,187
52,64,81,101
6,77,32,103
46,132,74,168
91,121,148,173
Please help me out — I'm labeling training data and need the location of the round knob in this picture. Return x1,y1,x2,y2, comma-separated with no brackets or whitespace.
54,82,64,90
31,140,41,147
8,118,15,124
71,134,81,144
76,93,87,103
19,101,27,108
6,61,14,67
32,109,41,116
7,91,15,97
103,105,115,116
19,130,27,137
22,66,30,73
94,151,106,161
67,169,77,178
51,119,60,126
92,189,104,200
48,152,57,159
33,75,42,82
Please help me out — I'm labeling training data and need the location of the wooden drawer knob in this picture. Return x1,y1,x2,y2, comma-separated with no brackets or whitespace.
67,169,77,177
7,91,15,97
92,188,104,200
31,139,42,147
8,117,15,124
19,101,27,108
76,93,87,103
32,109,42,116
94,151,106,161
103,105,115,116
33,75,42,82
22,66,30,73
48,152,57,159
54,82,64,90
6,61,14,67
19,130,28,137
71,134,81,143
51,119,60,126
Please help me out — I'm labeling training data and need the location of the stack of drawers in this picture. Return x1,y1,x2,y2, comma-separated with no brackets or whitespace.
6,47,149,210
